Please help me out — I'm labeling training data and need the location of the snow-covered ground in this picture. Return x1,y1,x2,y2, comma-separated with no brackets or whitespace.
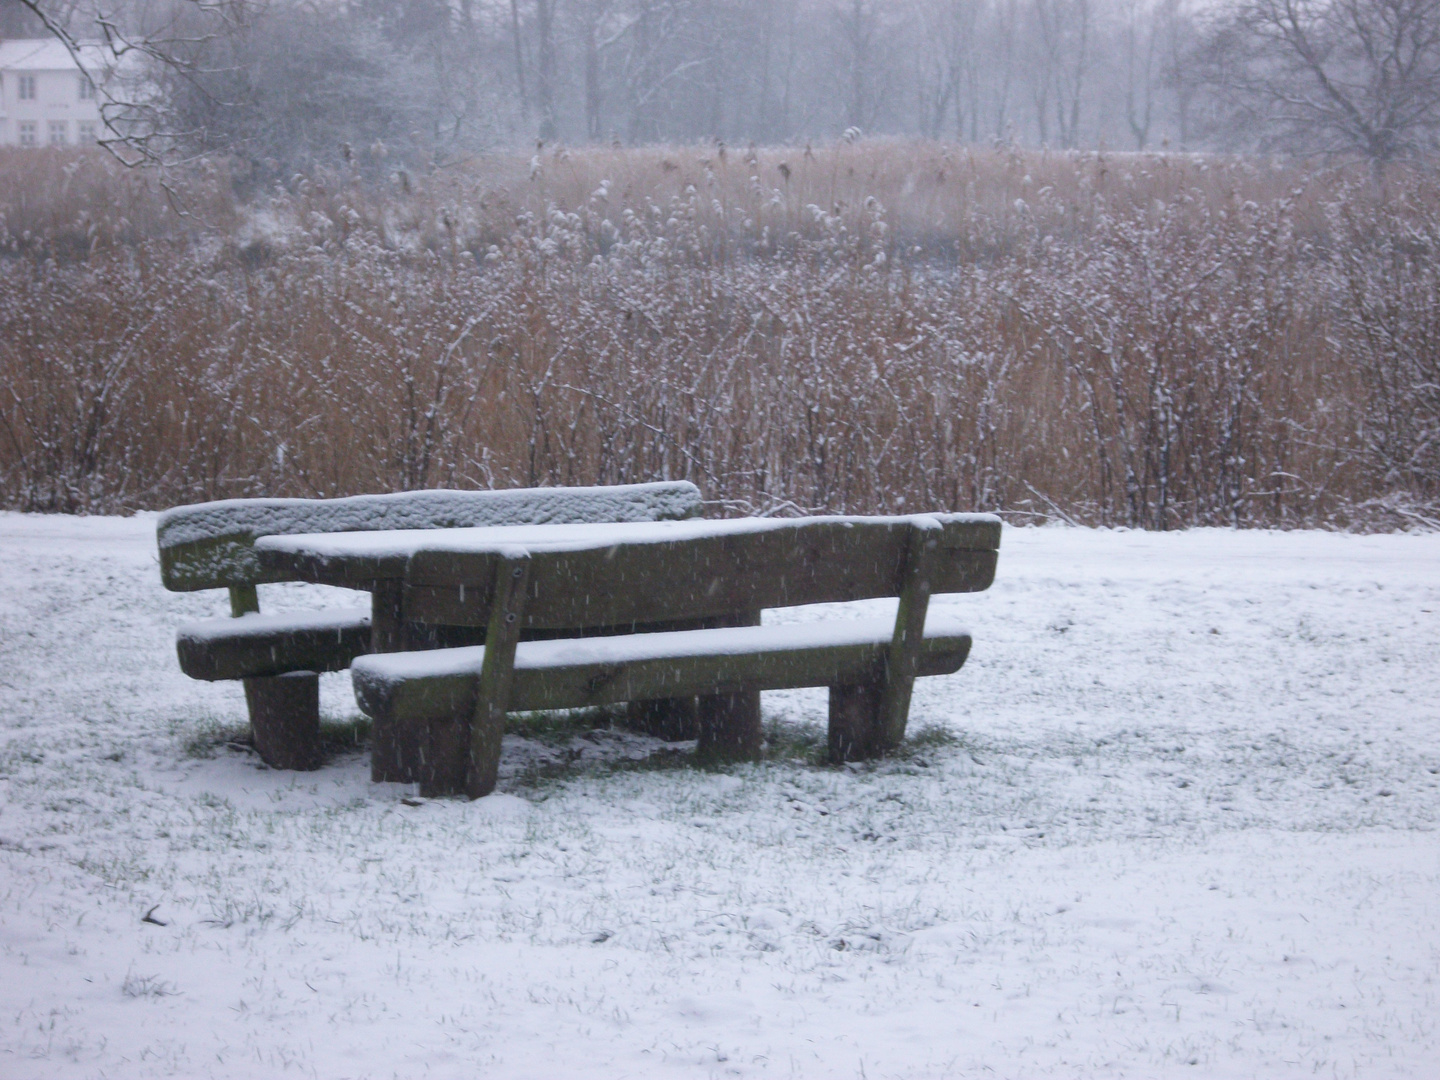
1,512,1437,1079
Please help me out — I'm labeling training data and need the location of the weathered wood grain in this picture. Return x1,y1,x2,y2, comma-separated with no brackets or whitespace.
158,483,705,592
403,521,997,630
878,519,941,751
355,630,973,727
244,672,322,771
465,552,531,799
176,618,371,681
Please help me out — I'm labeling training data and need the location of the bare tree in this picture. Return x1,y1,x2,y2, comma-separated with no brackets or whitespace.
917,0,982,138
1028,0,1091,146
13,0,253,165
0,0,1252,161
836,0,879,131
1205,0,1440,166
1124,0,1157,146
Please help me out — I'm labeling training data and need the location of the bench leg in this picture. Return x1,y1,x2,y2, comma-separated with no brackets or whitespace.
828,678,885,762
417,716,469,798
465,553,531,800
369,581,424,784
626,697,699,741
371,720,423,783
697,690,762,762
243,672,322,771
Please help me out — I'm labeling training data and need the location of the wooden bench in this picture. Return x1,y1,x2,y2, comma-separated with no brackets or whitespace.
348,513,1001,797
157,483,703,770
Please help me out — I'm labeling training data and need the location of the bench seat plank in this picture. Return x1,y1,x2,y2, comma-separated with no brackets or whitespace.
177,608,372,681
352,613,973,723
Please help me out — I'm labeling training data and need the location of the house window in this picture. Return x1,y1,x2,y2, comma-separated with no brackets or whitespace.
49,121,69,145
18,75,37,101
18,122,38,147
79,76,96,101
77,121,99,142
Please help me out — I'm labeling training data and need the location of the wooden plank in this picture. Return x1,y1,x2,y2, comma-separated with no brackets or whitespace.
936,515,1002,552
158,483,705,591
622,612,755,740
464,551,530,799
164,535,401,592
357,632,972,725
927,548,999,595
877,519,941,751
403,546,996,628
176,619,372,681
404,520,997,630
259,546,408,589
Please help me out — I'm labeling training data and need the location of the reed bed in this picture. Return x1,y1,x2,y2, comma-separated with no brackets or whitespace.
1,141,1435,527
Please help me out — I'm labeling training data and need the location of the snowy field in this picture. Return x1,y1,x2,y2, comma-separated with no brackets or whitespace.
1,512,1437,1080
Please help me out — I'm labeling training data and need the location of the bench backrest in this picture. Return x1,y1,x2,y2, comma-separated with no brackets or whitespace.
402,513,1001,630
157,482,703,592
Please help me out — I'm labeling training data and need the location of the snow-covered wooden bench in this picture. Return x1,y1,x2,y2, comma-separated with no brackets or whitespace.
347,513,1001,797
157,483,703,770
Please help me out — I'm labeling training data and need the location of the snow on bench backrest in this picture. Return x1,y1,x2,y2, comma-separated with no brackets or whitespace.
157,483,703,592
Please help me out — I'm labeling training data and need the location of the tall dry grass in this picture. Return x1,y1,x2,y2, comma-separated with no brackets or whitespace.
1,141,1436,527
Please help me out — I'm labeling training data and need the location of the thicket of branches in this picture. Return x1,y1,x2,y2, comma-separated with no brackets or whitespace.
1,142,1436,528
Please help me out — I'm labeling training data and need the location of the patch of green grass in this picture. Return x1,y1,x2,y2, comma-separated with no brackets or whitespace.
180,714,373,763
0,744,46,778
510,743,701,791
505,705,626,746
902,723,961,754
181,719,250,760
319,715,371,755
763,718,828,765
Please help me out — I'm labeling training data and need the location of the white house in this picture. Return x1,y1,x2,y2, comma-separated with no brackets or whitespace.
0,38,106,147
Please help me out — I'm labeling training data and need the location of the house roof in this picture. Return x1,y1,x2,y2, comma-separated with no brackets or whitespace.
0,38,108,74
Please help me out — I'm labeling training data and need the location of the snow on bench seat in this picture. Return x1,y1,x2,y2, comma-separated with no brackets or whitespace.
352,612,974,722
177,608,372,681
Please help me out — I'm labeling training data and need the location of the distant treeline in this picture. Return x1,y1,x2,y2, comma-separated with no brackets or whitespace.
0,143,1436,528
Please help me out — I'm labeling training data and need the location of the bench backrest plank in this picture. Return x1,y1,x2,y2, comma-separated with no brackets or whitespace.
157,482,702,592
403,514,1000,630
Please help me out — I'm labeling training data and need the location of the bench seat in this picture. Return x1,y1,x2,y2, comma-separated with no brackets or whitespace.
353,612,973,726
177,608,373,681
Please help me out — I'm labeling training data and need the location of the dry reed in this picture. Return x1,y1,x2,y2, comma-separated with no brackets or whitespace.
1,141,1436,527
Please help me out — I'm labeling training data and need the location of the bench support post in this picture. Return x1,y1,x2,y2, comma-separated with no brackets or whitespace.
229,584,259,618
464,551,531,799
696,690,763,762
229,583,322,771
879,519,940,750
369,580,421,783
244,672,322,770
828,675,884,761
827,519,939,762
875,521,944,754
695,610,763,762
626,697,699,741
626,612,761,744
